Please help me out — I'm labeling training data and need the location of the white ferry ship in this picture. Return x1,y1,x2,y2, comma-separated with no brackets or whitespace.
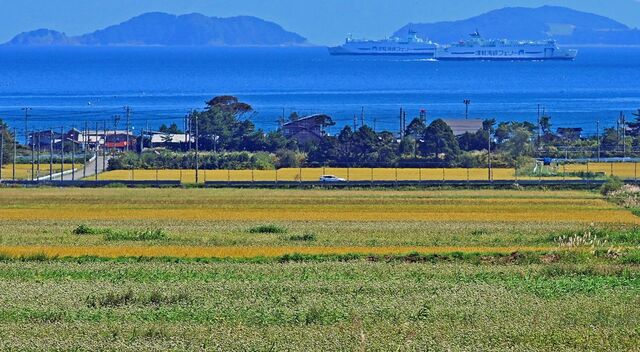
328,31,436,56
435,30,577,61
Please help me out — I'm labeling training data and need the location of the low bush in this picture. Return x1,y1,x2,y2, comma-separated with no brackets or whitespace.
86,289,191,308
73,225,167,241
248,225,287,234
601,177,623,196
104,229,167,241
73,224,100,235
289,233,317,242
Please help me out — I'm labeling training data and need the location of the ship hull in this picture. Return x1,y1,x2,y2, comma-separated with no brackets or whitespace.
434,46,577,61
435,56,576,61
328,46,436,57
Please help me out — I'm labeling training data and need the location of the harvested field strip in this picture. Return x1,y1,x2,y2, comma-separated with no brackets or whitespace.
0,245,556,259
0,207,635,223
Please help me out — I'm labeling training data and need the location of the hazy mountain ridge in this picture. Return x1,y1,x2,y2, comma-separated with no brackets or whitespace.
395,6,640,45
5,12,307,46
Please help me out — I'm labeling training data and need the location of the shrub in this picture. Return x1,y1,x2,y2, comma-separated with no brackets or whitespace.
289,233,317,242
73,224,99,235
104,229,167,241
86,289,135,308
248,225,287,234
601,177,623,196
86,289,191,308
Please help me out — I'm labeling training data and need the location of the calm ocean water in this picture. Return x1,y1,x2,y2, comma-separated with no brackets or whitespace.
0,46,638,136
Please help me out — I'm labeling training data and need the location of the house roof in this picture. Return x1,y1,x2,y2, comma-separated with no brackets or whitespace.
150,133,190,144
282,114,334,127
440,119,484,136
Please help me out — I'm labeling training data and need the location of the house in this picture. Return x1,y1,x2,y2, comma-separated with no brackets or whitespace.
281,114,335,145
83,130,135,150
150,132,191,148
557,127,583,141
440,119,484,136
65,128,84,144
104,131,136,150
28,130,63,149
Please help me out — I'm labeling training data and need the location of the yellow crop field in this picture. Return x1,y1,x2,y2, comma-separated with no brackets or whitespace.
0,187,637,252
93,167,581,183
564,162,640,178
1,163,80,180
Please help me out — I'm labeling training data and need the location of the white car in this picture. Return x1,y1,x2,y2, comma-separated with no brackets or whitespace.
319,175,346,182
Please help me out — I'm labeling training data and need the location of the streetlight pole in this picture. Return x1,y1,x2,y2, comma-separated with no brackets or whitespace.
22,107,31,145
596,120,601,162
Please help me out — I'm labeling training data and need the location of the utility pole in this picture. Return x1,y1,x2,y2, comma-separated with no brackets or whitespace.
596,120,601,162
60,126,65,180
537,104,541,149
139,127,144,154
124,106,131,152
488,131,492,182
184,115,189,152
36,134,41,179
194,113,199,184
102,121,107,172
22,107,31,145
94,122,99,181
621,111,626,158
49,129,53,181
83,121,88,179
187,114,192,151
463,99,471,120
403,110,407,133
30,129,34,180
399,108,404,138
360,106,365,127
12,128,17,181
71,129,75,181
0,125,4,181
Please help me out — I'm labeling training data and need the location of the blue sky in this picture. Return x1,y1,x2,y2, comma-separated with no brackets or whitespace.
0,0,639,44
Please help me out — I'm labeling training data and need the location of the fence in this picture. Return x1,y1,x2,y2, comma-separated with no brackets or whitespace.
2,162,640,184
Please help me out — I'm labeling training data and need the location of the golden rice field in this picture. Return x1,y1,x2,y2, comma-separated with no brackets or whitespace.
93,167,582,183
0,187,638,251
1,187,639,350
0,163,80,180
564,162,640,178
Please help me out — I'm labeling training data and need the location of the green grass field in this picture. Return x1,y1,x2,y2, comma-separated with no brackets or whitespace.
0,188,639,350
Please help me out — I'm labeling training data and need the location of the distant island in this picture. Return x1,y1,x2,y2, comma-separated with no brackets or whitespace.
395,6,640,46
5,12,307,47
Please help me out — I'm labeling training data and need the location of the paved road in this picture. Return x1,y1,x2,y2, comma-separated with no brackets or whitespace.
38,155,110,181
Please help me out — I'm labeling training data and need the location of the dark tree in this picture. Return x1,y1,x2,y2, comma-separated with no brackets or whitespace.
193,96,265,152
159,123,183,134
0,119,15,164
420,119,460,163
457,130,489,151
405,118,426,138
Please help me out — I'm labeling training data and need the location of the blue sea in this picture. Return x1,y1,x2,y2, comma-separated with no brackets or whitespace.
0,46,638,137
